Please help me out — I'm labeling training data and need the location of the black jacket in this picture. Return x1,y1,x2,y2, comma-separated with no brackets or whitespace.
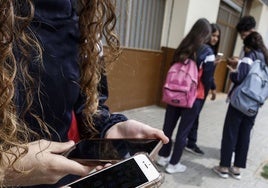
16,1,127,187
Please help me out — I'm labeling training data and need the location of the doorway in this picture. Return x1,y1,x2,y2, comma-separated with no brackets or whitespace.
214,1,242,92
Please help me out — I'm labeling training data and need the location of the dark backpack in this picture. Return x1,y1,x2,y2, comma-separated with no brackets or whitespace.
162,59,198,108
230,59,268,116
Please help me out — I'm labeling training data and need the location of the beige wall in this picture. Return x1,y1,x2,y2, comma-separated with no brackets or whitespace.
255,2,268,48
162,0,268,56
185,0,220,33
161,0,221,49
161,0,188,48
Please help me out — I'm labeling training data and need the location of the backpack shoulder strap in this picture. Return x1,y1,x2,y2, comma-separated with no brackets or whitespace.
251,50,268,71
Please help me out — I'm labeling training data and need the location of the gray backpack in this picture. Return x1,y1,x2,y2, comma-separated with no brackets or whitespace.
230,59,268,116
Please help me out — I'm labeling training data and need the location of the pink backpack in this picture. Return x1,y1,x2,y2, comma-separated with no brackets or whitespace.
162,59,198,108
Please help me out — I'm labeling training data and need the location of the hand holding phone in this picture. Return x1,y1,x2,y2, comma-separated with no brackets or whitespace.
227,56,239,69
214,52,224,65
62,153,164,188
227,64,235,72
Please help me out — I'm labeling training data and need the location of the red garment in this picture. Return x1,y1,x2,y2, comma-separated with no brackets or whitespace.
68,111,80,142
196,68,205,99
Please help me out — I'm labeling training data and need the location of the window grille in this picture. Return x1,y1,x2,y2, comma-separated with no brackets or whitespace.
115,0,166,50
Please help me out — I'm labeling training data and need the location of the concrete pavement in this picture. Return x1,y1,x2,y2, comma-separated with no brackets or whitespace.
120,93,268,188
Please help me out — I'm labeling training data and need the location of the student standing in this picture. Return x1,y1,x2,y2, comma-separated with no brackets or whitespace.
228,15,256,68
213,31,268,180
157,18,215,173
185,23,222,155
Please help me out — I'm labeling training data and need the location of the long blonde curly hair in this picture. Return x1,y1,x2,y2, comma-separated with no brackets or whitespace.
0,0,120,183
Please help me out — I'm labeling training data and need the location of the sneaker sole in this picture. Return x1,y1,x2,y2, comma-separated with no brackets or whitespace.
230,173,241,180
156,161,168,167
229,170,241,180
165,167,186,174
212,167,229,178
156,156,171,167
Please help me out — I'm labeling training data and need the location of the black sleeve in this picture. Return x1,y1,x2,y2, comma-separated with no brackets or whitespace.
94,74,128,138
74,74,128,138
229,51,256,85
197,45,215,97
211,78,216,90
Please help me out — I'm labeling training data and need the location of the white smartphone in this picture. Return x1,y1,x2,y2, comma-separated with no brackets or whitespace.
217,52,224,58
62,153,164,188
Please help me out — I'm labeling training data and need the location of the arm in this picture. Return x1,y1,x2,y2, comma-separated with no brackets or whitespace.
105,119,169,143
210,77,216,91
229,56,253,84
2,140,92,187
198,46,215,97
97,75,168,143
95,74,168,143
74,73,128,139
210,89,217,100
210,67,217,100
210,79,217,100
94,74,128,138
75,74,168,143
202,59,215,95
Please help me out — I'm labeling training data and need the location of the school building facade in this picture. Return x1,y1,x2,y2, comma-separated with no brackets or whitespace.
106,0,268,112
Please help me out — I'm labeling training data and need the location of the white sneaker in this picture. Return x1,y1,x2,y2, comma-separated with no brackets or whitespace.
165,163,187,173
156,156,170,167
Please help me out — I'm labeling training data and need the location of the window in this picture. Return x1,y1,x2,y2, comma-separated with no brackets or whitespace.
115,0,166,50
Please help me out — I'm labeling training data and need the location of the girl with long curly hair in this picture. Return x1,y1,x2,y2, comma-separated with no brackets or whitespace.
0,0,168,187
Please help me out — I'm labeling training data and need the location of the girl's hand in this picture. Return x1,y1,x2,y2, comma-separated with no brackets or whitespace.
210,89,216,100
227,57,239,69
214,57,222,65
105,119,169,144
3,140,93,186
227,65,235,72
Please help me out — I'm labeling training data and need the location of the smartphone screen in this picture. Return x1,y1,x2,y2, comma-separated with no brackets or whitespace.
64,153,161,188
63,139,161,164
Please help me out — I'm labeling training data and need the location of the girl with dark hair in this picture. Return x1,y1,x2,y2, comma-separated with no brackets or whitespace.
207,23,222,98
0,0,168,187
157,18,215,173
228,15,256,69
213,31,268,180
209,23,221,55
186,23,222,155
